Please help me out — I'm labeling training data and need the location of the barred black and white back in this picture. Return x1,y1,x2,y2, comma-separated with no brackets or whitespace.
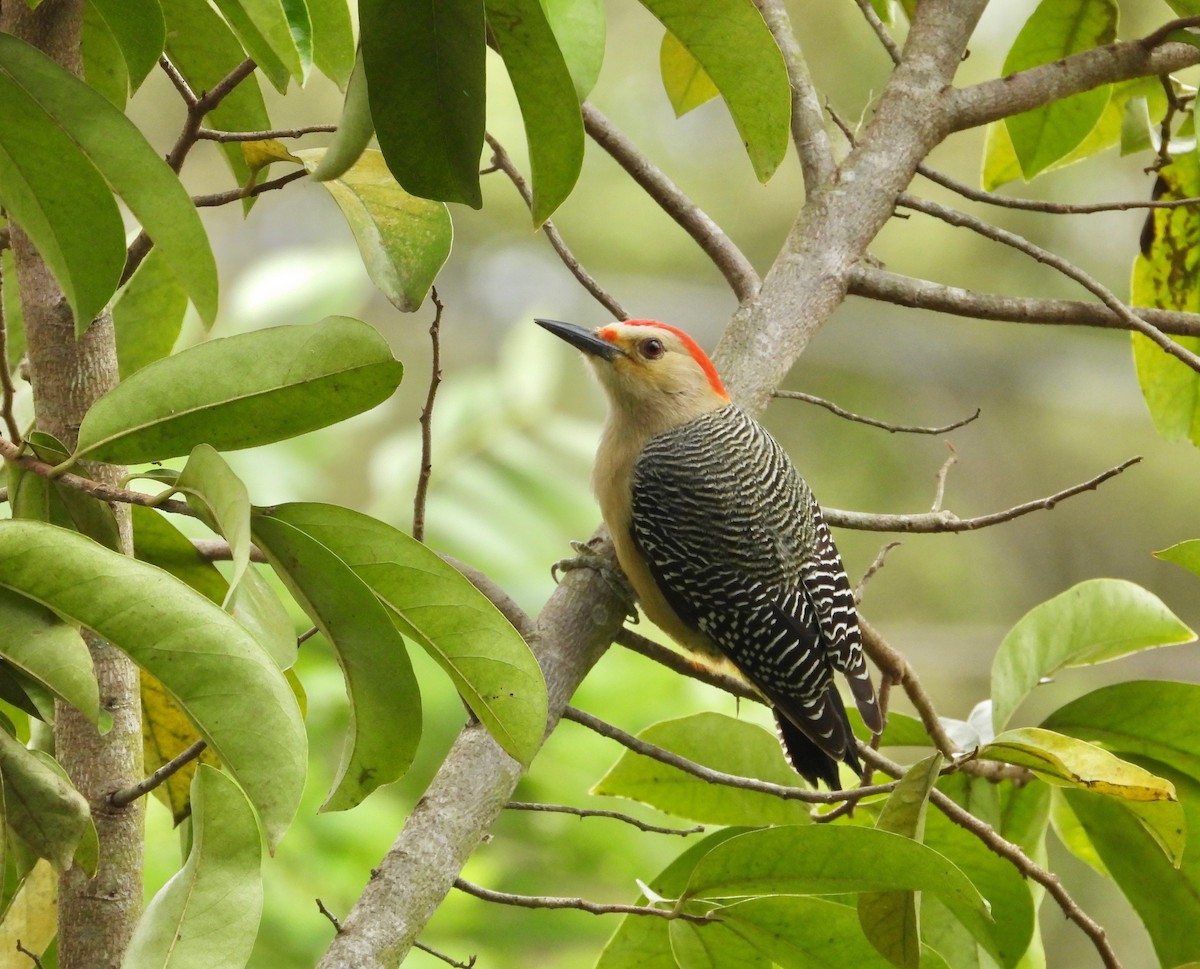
629,404,882,787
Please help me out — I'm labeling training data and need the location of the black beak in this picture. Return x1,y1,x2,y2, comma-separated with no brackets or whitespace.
535,318,624,361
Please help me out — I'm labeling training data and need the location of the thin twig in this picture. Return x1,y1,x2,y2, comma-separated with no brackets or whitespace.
316,898,343,933
898,192,1200,373
853,542,901,604
1140,14,1200,51
413,289,444,543
453,877,715,924
413,940,476,969
614,628,760,704
298,626,320,646
917,163,1200,214
108,739,207,808
484,135,627,319
851,0,902,64
863,746,1123,969
197,125,337,142
15,941,44,969
849,265,1200,338
506,801,703,836
563,705,897,805
192,538,268,563
192,169,308,208
823,456,1141,532
581,104,761,303
931,441,957,513
773,389,980,435
158,54,197,106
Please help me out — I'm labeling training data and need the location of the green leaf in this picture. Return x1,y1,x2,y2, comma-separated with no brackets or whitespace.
542,0,605,100
0,587,97,724
858,753,943,969
361,0,485,207
486,0,585,225
0,730,89,871
1001,0,1117,180
720,896,953,969
0,59,124,328
164,0,271,199
252,512,421,811
684,826,988,917
254,503,547,767
210,0,309,93
1050,787,1110,876
74,317,404,464
639,0,790,182
660,30,719,117
176,445,252,607
1157,539,1200,578
990,578,1194,732
597,829,748,969
0,520,306,849
307,0,355,88
592,712,812,826
0,33,219,328
90,0,165,90
227,566,297,670
983,727,1179,802
82,1,129,108
114,247,189,378
20,431,121,550
123,766,263,969
131,504,227,606
2,244,24,369
308,47,373,182
299,149,453,312
1131,154,1200,445
1063,774,1200,968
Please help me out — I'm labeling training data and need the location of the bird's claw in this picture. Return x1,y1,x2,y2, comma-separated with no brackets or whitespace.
551,538,639,623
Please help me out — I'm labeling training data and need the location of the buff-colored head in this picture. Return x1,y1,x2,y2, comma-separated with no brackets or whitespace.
536,318,730,432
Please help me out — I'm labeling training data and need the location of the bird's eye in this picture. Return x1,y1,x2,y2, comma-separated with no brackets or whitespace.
639,338,665,360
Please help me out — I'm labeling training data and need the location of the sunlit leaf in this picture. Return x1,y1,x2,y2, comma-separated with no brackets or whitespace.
983,727,1178,802
361,0,485,207
0,520,306,849
592,712,812,826
639,0,790,182
660,30,719,117
254,503,547,767
74,317,404,464
1156,539,1200,578
123,766,263,969
252,512,421,811
1131,153,1200,446
990,578,1194,732
0,729,89,870
0,587,97,724
543,0,605,100
858,753,942,969
1001,0,1117,179
487,0,584,224
0,34,219,328
299,149,452,312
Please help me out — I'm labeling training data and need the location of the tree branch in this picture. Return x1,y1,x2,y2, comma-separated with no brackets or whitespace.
195,124,336,142
848,265,1200,338
851,0,902,64
505,801,703,836
107,739,207,808
948,32,1200,133
453,877,714,924
822,457,1140,533
484,135,627,319
773,389,980,435
898,192,1200,373
581,104,761,303
192,170,308,209
412,289,444,543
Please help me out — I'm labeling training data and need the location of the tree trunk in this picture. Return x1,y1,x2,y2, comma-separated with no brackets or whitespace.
0,2,145,965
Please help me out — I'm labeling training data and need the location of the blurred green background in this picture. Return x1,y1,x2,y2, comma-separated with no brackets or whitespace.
103,1,1200,966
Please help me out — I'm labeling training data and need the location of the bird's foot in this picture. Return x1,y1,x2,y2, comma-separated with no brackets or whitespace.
552,538,639,623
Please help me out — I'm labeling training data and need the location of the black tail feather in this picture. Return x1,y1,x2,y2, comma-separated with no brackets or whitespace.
773,688,862,789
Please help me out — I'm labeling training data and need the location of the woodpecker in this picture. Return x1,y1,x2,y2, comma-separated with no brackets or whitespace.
537,317,882,788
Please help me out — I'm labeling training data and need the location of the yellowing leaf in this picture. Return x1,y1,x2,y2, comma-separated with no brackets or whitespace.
660,30,718,117
141,671,220,825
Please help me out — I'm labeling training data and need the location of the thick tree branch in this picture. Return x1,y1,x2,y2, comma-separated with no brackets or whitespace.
948,33,1200,133
848,265,1200,338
